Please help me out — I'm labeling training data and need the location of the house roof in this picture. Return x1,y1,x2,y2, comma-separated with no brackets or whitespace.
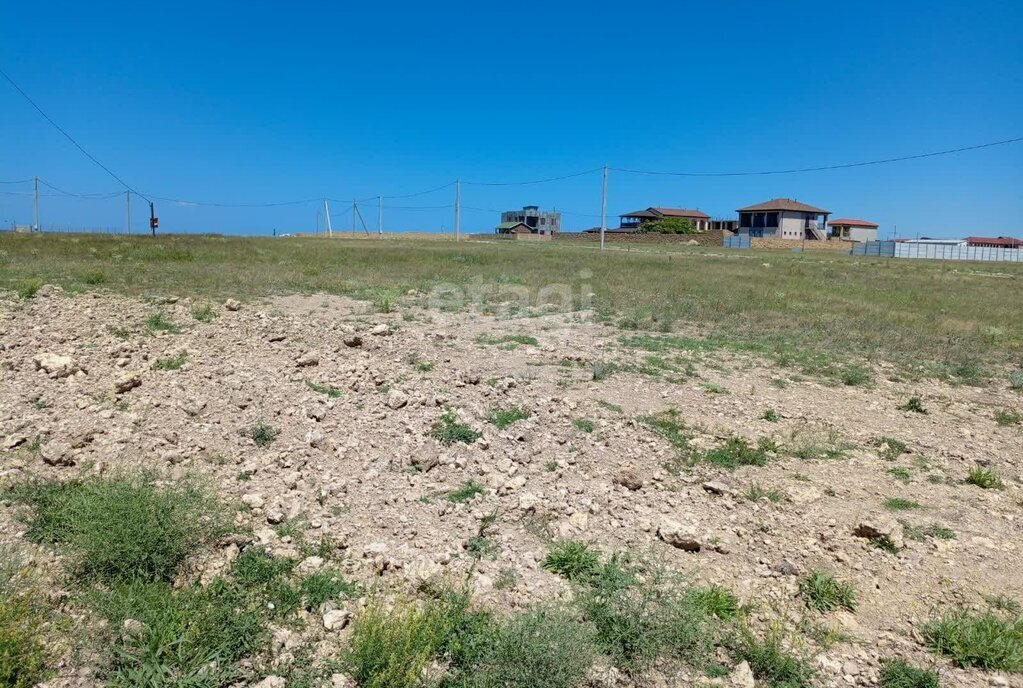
620,207,710,220
965,235,1023,246
496,221,532,232
828,218,878,228
736,198,830,214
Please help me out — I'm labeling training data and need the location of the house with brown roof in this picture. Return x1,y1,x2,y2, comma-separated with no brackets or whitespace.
619,207,711,232
827,218,879,243
736,198,830,240
965,235,1023,249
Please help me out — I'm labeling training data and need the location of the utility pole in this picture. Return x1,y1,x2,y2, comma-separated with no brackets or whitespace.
125,191,131,234
351,198,356,234
33,176,39,232
599,164,608,251
323,199,333,238
454,178,460,241
377,195,382,235
149,201,157,236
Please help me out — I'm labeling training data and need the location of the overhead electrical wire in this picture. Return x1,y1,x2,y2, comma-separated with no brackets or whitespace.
462,168,602,186
0,66,151,202
610,137,1023,177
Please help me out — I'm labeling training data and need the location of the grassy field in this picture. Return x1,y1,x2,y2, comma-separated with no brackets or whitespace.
1,232,1021,378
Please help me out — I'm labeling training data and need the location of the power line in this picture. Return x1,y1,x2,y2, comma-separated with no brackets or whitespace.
462,167,601,186
0,66,151,202
147,195,321,208
0,179,33,184
611,136,1023,177
38,179,123,199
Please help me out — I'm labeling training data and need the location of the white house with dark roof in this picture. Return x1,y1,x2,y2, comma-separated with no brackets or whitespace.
827,218,879,243
736,198,830,240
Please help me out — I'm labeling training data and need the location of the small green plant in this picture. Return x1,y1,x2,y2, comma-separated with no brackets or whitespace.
691,585,741,621
731,625,816,688
799,570,857,612
304,379,342,398
761,409,779,422
494,568,519,591
994,409,1022,426
432,410,482,445
984,595,1022,614
872,436,908,461
922,608,1023,671
1009,370,1023,391
888,467,912,483
246,421,280,447
542,540,601,583
477,333,539,347
82,269,106,285
299,570,358,610
151,349,188,371
144,312,181,334
966,465,1004,490
898,396,928,414
592,361,617,382
839,364,873,387
701,382,728,395
788,427,851,461
703,437,771,469
572,418,595,433
879,659,939,688
544,460,558,472
597,399,622,413
901,522,955,542
447,480,486,504
744,483,785,503
487,405,531,429
0,552,49,688
884,497,922,511
869,534,902,554
16,277,43,299
190,302,217,322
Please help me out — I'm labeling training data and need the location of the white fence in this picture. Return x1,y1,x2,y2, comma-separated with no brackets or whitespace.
894,243,1023,263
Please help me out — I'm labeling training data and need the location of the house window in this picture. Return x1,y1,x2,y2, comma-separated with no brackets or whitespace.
766,212,778,228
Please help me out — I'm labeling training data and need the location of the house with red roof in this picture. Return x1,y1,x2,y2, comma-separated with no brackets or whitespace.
828,218,879,243
618,207,711,232
965,236,1022,249
736,198,830,240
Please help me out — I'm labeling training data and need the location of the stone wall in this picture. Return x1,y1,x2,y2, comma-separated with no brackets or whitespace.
749,238,853,252
555,230,726,247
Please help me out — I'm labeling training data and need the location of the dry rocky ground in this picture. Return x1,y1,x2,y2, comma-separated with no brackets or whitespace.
1,285,1021,688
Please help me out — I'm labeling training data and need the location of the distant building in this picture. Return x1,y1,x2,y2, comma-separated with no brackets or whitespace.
827,218,879,243
497,206,561,235
618,207,711,232
736,198,830,240
495,221,533,234
965,235,1023,249
895,237,966,246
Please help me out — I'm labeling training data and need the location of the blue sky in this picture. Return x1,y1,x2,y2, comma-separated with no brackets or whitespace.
2,0,1021,237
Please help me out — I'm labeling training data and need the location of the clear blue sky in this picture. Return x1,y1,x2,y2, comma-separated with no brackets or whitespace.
2,0,1021,237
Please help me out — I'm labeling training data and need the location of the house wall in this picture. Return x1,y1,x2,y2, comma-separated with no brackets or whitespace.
778,212,806,239
848,227,878,243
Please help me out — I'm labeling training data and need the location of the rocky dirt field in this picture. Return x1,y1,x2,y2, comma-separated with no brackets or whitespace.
2,285,1021,688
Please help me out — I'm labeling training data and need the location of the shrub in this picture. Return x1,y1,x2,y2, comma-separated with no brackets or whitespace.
994,409,1022,426
839,365,873,387
901,522,955,542
1009,370,1023,391
761,409,779,422
872,436,908,461
454,605,597,688
922,608,1023,671
447,480,486,504
246,421,280,447
0,552,49,688
637,217,697,234
879,659,939,688
573,418,595,433
432,410,482,445
884,497,922,511
898,397,928,414
799,570,857,612
966,465,1004,490
542,540,601,583
305,379,342,397
592,361,617,382
16,277,43,299
703,437,770,469
144,312,180,334
8,473,223,583
190,303,217,322
487,405,531,429
82,270,107,285
91,578,264,686
691,585,742,621
731,625,816,688
299,570,358,610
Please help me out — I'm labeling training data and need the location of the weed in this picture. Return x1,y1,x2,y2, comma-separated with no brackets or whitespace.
299,570,358,610
17,277,43,299
701,382,728,395
245,421,280,447
190,302,217,322
884,497,922,511
82,269,106,285
703,437,771,470
744,483,786,503
597,399,623,413
304,379,342,398
761,409,779,422
901,522,956,542
151,349,188,371
788,427,851,461
544,460,558,472
888,467,912,483
872,436,908,461
799,570,857,612
573,418,595,433
879,659,939,688
487,405,531,429
1009,370,1023,391
691,585,742,621
966,465,1004,490
0,551,49,688
144,312,181,334
542,540,601,583
869,534,902,554
731,625,816,688
985,595,1022,614
494,568,519,590
839,365,873,387
898,396,928,414
638,409,693,465
432,410,482,445
592,361,617,381
922,608,1023,671
447,480,486,504
994,409,1022,426
466,511,500,562
8,473,223,583
477,333,538,347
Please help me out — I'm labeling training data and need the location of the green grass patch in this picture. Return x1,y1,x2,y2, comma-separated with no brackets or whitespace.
788,428,852,461
888,467,912,483
744,483,786,503
304,379,343,397
703,436,772,470
994,408,1022,426
190,302,217,322
144,312,181,334
799,570,857,613
872,436,909,461
731,625,816,688
487,405,531,429
151,349,188,371
898,396,928,414
884,497,922,511
901,522,956,542
922,608,1023,671
245,421,280,447
447,480,486,504
432,410,482,445
572,418,595,433
541,540,601,583
761,409,779,422
879,659,939,688
476,333,538,348
966,465,1004,489
0,551,50,688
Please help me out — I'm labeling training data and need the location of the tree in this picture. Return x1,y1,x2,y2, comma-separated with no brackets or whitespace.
636,217,698,234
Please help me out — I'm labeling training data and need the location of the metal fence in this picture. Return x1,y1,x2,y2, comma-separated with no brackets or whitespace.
851,241,896,257
723,235,750,249
851,241,1022,263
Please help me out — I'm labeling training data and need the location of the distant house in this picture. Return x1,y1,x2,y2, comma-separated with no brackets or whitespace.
965,235,1023,249
736,198,830,240
495,222,534,234
619,207,711,232
497,206,561,235
827,218,878,243
895,237,966,246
